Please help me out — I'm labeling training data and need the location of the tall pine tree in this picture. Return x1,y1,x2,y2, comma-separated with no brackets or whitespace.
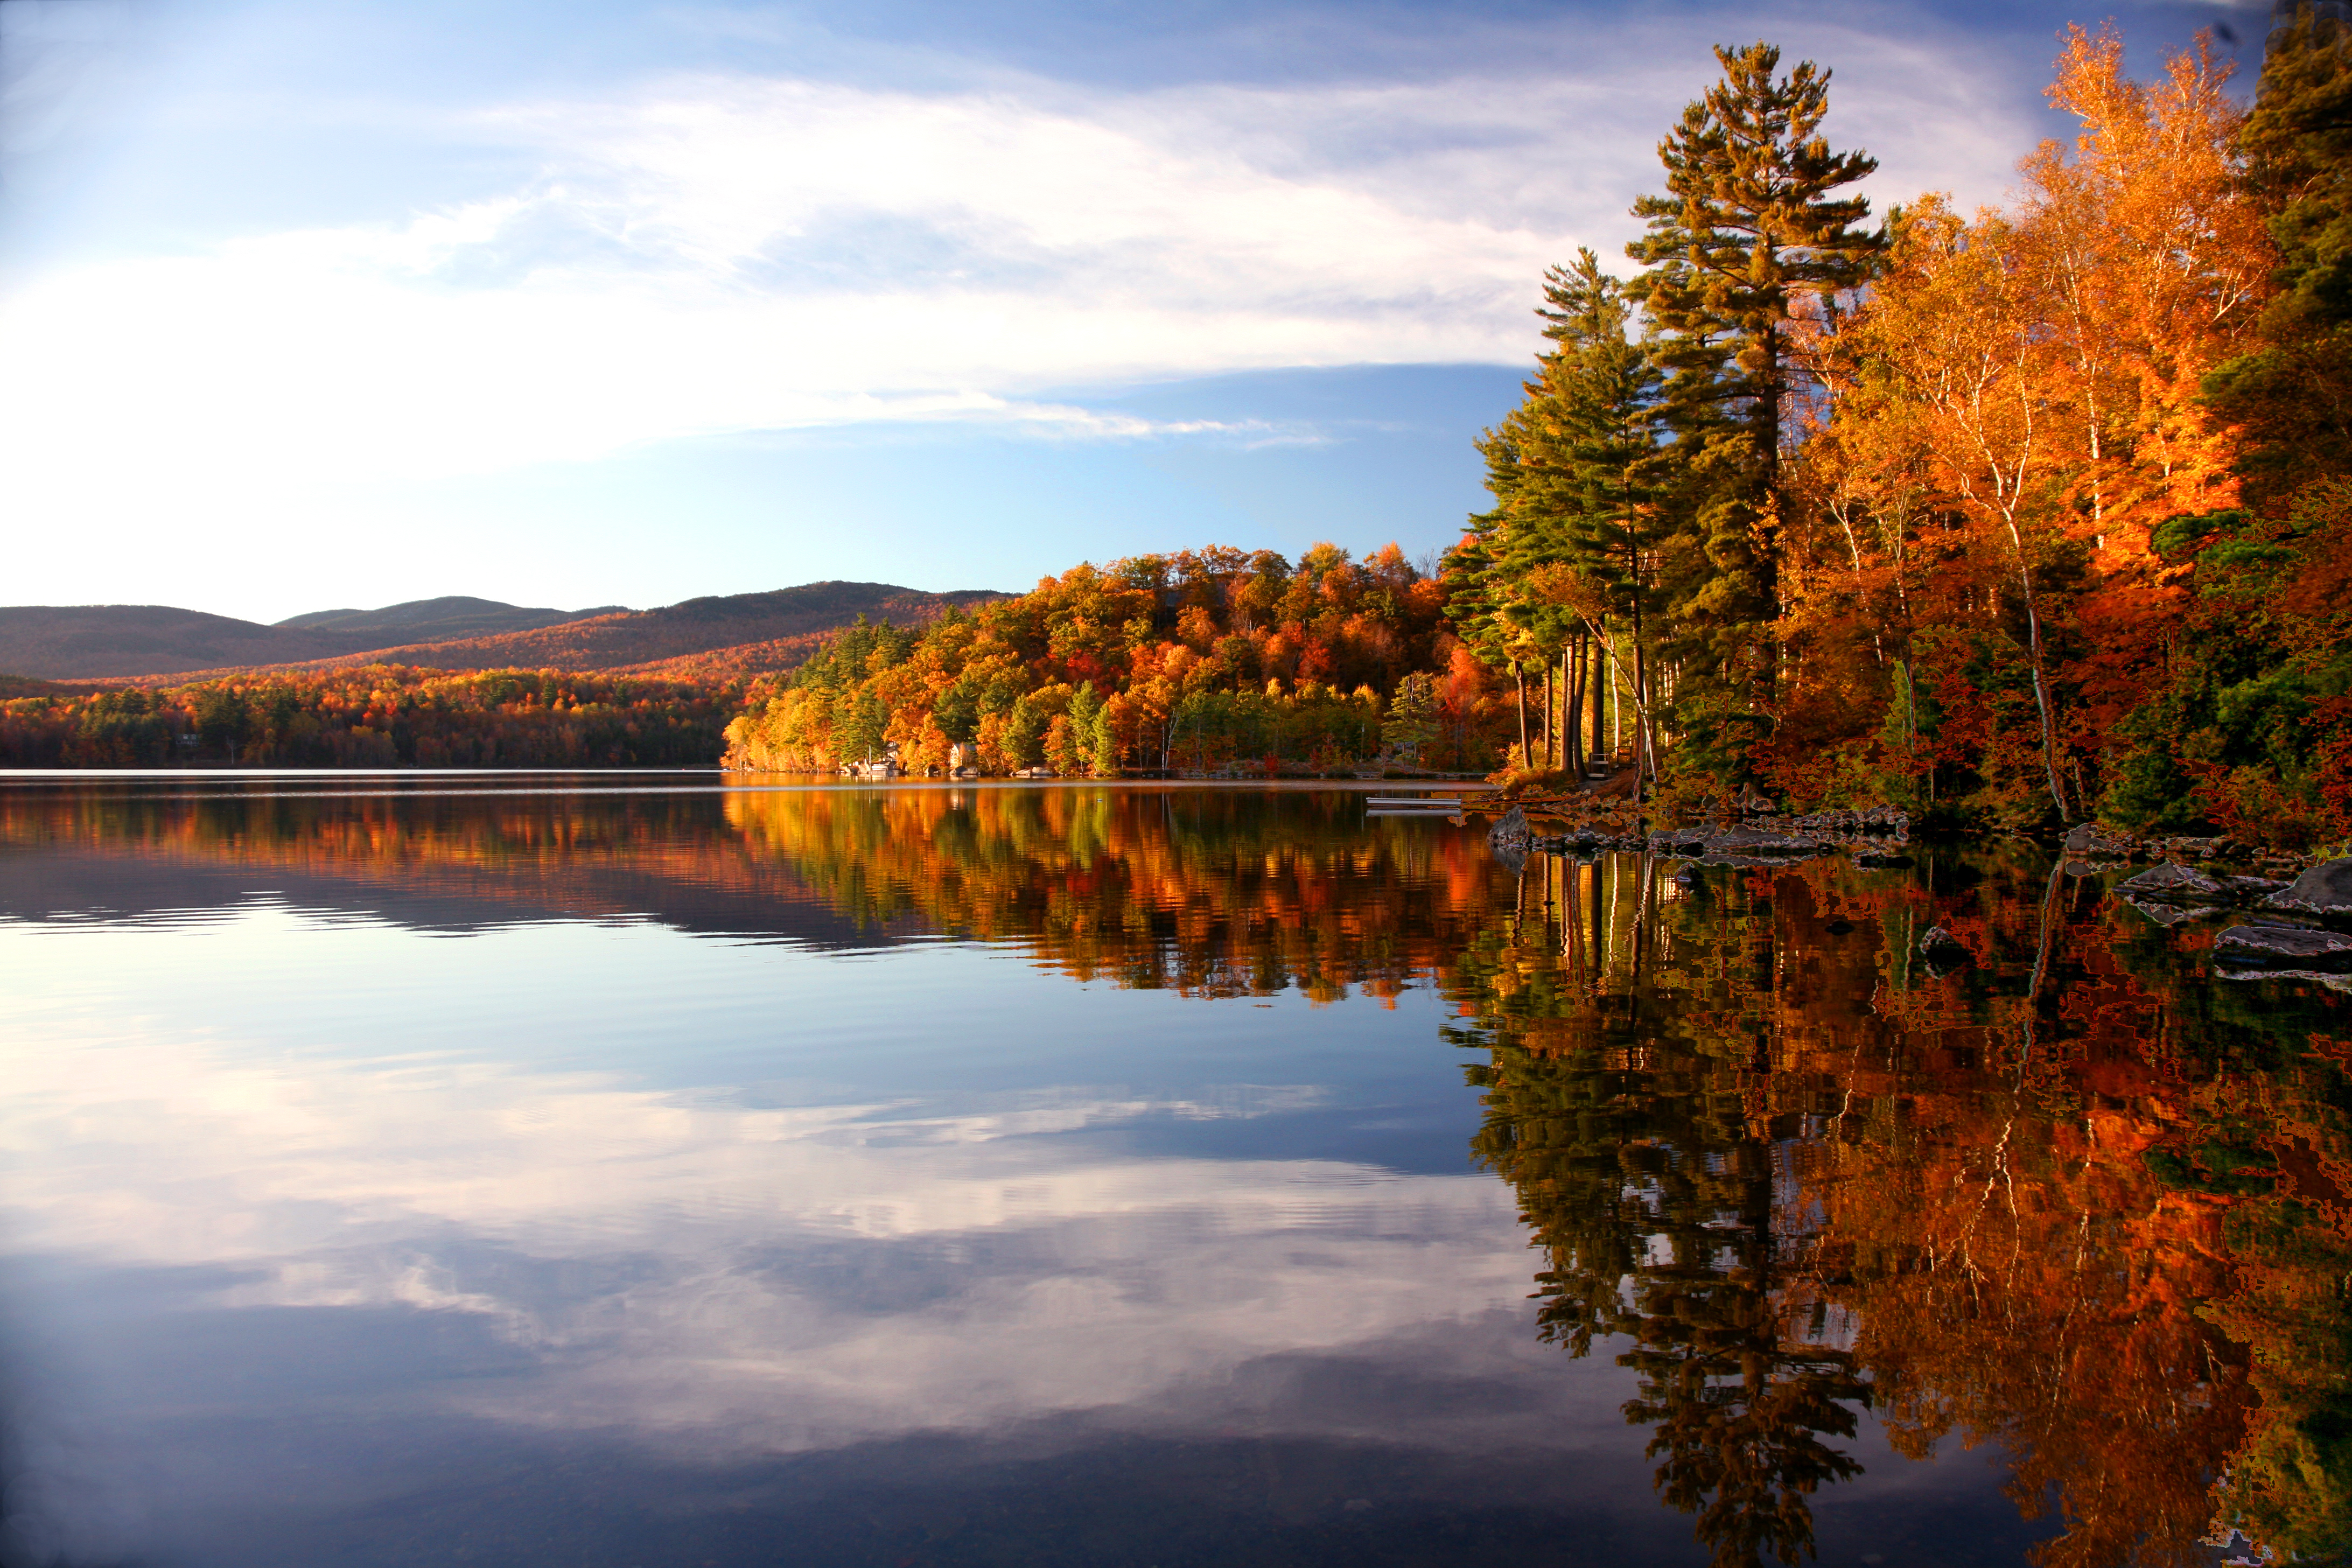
1626,43,1882,786
1464,251,1674,786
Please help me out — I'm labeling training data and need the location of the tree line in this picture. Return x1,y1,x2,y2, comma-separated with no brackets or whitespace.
722,544,1516,775
0,667,743,767
1453,22,2352,844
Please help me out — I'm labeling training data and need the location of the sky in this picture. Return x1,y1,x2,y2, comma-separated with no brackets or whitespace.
0,0,2263,624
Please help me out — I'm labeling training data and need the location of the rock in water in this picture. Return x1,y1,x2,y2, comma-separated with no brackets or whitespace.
1489,805,1531,851
2216,923,2352,970
2264,858,2352,918
2062,823,2133,858
2118,862,2229,904
2125,898,2206,928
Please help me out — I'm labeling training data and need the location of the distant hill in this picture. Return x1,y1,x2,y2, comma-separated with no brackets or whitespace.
607,631,851,682
0,606,360,679
275,596,627,642
238,582,1007,677
14,582,1011,682
0,598,623,680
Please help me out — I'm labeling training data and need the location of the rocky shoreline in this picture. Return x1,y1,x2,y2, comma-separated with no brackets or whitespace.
1482,802,2352,989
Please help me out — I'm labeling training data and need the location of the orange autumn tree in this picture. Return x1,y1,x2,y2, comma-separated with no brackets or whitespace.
2017,27,2270,776
1780,27,2267,825
724,543,1506,778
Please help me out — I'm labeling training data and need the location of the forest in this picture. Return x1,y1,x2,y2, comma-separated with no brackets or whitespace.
0,666,743,767
1458,19,2350,843
729,19,2352,848
720,543,1499,777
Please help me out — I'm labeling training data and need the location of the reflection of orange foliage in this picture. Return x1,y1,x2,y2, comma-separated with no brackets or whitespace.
724,787,1506,1002
1453,843,2347,1567
1832,1100,2248,1568
0,783,856,926
16,782,2352,1557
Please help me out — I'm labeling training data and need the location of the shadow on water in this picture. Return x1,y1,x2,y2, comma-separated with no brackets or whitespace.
0,776,2344,1565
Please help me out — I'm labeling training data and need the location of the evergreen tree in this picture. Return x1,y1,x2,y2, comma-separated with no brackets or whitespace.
1544,253,1676,783
1625,43,1882,778
1466,252,1675,785
2206,11,2352,489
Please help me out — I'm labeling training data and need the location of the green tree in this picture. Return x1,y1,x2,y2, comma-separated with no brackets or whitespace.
1382,671,1438,765
194,687,251,758
838,688,888,763
1625,41,1882,780
2206,10,2352,491
1466,251,1676,786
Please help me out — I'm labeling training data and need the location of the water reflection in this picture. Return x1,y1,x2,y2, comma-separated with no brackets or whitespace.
1446,850,2346,1568
0,777,2342,1566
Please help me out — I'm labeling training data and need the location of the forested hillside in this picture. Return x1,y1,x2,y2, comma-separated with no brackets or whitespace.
0,667,741,767
0,584,1003,683
0,606,366,678
723,22,2352,854
722,544,1499,775
275,596,626,642
176,582,1008,680
0,598,625,678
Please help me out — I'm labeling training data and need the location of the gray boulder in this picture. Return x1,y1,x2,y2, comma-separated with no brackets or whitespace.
2263,858,2352,918
2062,823,2133,858
2125,898,2208,928
2118,863,2229,904
1489,805,1531,850
2215,923,2352,970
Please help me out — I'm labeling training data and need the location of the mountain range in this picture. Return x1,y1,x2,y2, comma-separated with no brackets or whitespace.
0,583,1008,681
275,596,629,642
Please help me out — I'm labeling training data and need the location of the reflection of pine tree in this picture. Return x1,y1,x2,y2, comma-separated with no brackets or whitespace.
1456,857,1867,1568
1620,1247,1864,1568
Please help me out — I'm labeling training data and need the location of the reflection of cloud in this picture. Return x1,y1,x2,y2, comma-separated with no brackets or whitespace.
0,1017,1522,1456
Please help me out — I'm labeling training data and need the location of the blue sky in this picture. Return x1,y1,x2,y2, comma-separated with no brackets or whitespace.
0,0,2257,622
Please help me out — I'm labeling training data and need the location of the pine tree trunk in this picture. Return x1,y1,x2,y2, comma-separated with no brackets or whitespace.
1565,641,1584,779
1591,637,1608,770
1515,662,1530,768
1543,662,1556,771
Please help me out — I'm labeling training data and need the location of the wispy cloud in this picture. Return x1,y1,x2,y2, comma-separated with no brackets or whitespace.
0,10,2040,541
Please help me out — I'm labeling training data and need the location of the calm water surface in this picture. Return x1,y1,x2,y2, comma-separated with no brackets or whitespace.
0,775,2339,1567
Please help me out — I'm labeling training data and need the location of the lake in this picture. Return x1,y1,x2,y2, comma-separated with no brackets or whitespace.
0,774,2339,1567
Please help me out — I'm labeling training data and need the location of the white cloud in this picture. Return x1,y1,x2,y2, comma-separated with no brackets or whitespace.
0,15,2039,540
